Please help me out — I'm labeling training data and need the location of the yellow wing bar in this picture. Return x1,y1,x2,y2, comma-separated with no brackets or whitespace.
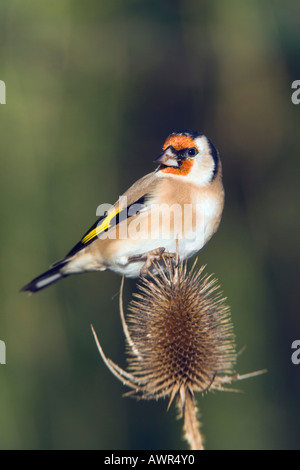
81,208,121,244
66,195,147,258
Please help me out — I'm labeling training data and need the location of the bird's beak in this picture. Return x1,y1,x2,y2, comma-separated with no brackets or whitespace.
154,147,179,167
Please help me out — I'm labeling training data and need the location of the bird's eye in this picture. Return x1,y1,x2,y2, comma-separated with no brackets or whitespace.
187,147,198,157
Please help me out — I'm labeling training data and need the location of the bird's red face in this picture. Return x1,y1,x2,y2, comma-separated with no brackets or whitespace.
162,134,196,152
156,134,198,176
159,158,194,176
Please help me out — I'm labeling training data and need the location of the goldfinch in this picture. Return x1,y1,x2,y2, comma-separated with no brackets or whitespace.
21,130,224,294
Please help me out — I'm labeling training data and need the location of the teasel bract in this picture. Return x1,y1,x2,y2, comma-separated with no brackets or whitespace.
92,257,264,450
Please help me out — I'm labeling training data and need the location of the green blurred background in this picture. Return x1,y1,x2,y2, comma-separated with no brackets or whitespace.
0,0,299,450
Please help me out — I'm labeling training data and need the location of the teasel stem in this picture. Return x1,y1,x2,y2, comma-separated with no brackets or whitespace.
180,386,204,451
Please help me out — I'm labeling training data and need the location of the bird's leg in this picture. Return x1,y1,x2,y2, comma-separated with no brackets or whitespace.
129,247,176,276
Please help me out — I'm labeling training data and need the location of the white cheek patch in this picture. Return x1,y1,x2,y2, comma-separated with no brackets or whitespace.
184,160,214,187
193,136,218,185
194,136,208,153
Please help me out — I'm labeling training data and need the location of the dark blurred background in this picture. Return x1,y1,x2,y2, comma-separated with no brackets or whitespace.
0,0,299,449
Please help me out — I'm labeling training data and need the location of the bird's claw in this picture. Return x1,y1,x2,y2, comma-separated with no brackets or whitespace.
129,247,177,276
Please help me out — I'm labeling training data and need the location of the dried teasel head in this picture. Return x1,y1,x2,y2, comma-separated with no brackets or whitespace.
126,259,236,400
92,258,265,450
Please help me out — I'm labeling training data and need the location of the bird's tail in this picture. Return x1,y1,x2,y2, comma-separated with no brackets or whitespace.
20,259,69,294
